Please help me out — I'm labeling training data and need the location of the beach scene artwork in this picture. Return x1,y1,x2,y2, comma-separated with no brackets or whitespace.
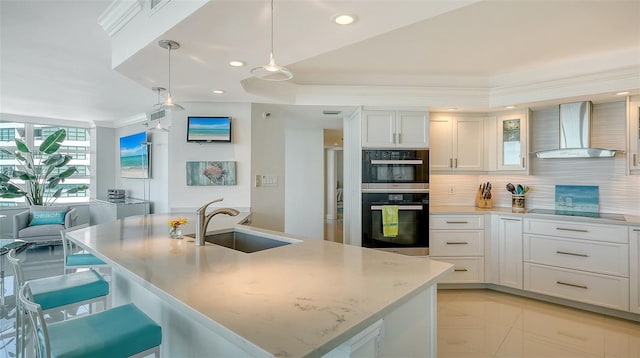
187,117,231,142
120,131,149,178
555,185,599,213
186,161,236,186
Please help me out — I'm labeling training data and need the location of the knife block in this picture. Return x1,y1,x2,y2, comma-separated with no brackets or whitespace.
475,191,493,208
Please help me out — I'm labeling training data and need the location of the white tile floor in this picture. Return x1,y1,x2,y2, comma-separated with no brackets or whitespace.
2,247,640,358
438,289,640,357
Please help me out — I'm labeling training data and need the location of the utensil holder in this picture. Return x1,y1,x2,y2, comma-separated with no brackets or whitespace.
512,194,525,211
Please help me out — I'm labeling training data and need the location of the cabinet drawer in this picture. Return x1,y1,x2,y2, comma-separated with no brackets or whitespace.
430,215,484,230
524,234,629,277
429,231,484,256
430,257,484,283
524,263,629,311
523,219,628,244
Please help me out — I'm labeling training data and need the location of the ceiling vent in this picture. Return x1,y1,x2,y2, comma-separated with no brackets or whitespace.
147,108,167,122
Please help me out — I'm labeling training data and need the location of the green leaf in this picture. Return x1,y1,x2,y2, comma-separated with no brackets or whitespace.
14,151,26,163
65,185,88,194
47,178,60,188
15,171,36,181
54,167,76,180
51,188,63,198
39,129,66,154
0,173,10,183
14,138,30,153
43,153,65,166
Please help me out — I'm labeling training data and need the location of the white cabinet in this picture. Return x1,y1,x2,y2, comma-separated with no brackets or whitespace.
523,218,629,311
496,111,529,172
497,215,523,289
630,226,640,313
430,214,485,283
362,110,429,148
628,96,640,173
429,113,484,172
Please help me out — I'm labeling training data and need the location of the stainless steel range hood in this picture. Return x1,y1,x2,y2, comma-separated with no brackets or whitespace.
535,101,618,159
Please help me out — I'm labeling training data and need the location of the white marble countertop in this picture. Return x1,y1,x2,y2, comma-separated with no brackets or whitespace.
430,205,640,226
67,213,453,357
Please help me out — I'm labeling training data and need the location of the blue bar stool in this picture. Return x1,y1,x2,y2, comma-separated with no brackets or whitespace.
61,226,109,274
19,281,162,358
7,248,110,357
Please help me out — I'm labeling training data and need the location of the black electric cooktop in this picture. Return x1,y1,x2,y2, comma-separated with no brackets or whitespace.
527,208,626,221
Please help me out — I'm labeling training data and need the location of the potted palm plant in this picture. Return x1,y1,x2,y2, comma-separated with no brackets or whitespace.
0,129,88,206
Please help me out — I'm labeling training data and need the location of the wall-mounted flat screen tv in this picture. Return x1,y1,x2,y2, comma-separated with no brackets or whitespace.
119,131,150,178
187,116,232,142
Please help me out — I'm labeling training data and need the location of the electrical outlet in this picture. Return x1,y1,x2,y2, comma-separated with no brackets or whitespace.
448,185,455,195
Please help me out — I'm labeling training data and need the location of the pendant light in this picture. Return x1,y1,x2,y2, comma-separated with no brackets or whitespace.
157,39,184,111
250,0,293,81
145,87,169,132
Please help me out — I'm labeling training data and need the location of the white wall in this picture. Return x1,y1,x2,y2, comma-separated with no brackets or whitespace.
167,102,252,212
92,126,116,199
111,102,251,214
250,104,286,231
284,128,324,239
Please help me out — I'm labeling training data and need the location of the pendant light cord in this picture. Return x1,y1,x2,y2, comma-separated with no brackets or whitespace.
270,0,274,61
167,44,172,99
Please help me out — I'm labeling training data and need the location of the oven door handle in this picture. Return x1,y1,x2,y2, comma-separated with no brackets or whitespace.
371,205,423,211
370,160,423,165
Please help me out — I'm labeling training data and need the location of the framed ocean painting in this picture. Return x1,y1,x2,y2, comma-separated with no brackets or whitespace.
119,131,150,178
186,161,236,186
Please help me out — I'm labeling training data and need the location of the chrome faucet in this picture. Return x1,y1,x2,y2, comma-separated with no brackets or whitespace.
195,198,240,246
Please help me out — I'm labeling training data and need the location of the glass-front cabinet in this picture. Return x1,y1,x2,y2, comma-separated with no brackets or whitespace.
629,96,640,173
496,111,528,172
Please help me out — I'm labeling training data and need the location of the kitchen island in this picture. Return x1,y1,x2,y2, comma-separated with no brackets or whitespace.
66,213,452,357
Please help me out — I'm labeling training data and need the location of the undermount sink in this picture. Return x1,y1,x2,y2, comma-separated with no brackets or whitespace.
186,230,297,253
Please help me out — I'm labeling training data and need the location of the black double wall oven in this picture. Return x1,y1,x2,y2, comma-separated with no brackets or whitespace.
362,149,429,254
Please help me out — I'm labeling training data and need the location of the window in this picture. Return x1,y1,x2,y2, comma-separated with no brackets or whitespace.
0,122,91,206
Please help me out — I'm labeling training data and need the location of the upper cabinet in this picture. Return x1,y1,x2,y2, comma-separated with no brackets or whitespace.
362,110,429,148
430,113,484,172
629,96,640,174
495,111,529,172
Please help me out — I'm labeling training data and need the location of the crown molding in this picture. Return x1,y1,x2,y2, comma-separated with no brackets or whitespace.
490,66,640,107
98,0,144,37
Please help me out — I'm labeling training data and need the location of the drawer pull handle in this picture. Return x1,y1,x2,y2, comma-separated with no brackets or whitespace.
556,227,588,233
501,218,520,221
446,221,469,224
634,229,640,232
454,268,468,272
446,242,469,245
556,251,589,258
557,281,588,289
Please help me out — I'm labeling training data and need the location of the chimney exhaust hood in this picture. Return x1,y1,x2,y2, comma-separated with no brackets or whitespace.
535,101,618,159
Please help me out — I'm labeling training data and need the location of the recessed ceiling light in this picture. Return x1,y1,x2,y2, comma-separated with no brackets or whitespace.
212,90,225,94
228,60,245,67
616,91,630,96
447,108,457,111
505,105,516,109
333,14,357,25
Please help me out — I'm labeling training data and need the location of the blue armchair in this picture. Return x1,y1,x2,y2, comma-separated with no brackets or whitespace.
13,207,77,244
